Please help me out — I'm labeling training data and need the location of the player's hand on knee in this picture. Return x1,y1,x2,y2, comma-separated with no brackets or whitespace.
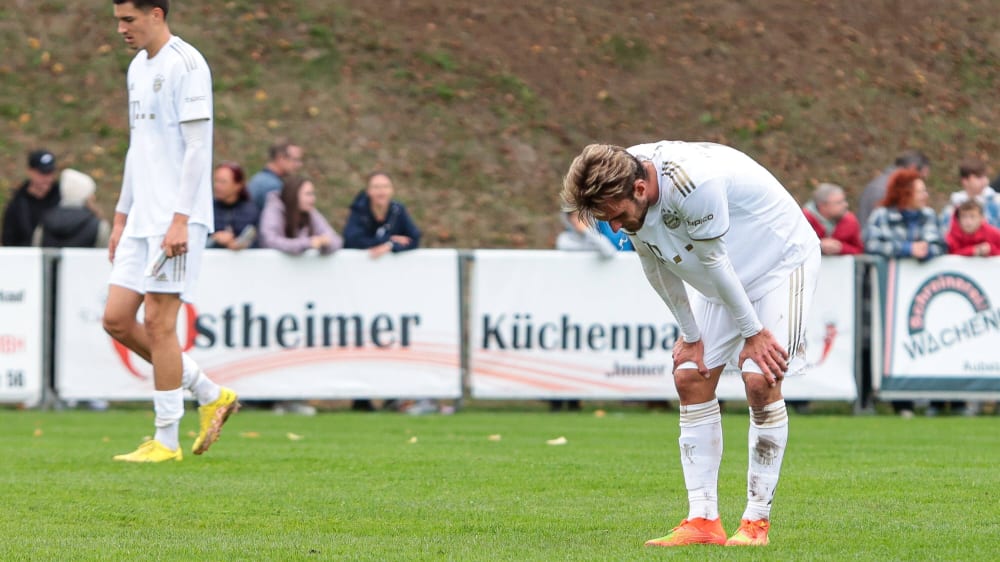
672,338,709,378
740,328,788,386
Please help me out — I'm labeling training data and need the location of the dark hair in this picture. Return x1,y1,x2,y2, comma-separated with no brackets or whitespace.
880,169,923,209
279,175,312,238
956,198,984,219
215,161,249,201
959,157,987,179
894,149,930,171
113,0,169,17
268,139,298,161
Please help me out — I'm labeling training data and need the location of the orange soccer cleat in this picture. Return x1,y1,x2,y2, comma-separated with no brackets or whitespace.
644,517,727,547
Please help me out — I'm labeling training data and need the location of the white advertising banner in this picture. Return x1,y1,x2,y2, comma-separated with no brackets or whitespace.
0,249,45,404
880,256,1000,395
470,251,857,401
56,249,461,400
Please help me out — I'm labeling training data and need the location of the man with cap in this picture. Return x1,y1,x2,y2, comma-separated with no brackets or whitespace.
32,168,111,248
2,149,61,246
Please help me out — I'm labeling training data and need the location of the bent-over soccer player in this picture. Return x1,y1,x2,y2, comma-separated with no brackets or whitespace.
562,141,820,546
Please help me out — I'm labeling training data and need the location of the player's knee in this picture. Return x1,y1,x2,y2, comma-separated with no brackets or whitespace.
674,371,712,402
742,372,775,403
102,312,130,340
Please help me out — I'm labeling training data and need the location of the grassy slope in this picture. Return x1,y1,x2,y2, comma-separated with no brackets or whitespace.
2,409,998,560
2,1,1000,247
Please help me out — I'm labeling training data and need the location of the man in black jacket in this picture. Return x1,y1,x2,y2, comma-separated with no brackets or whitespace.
2,149,61,246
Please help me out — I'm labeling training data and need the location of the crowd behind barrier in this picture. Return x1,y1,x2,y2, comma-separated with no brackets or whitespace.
3,248,998,408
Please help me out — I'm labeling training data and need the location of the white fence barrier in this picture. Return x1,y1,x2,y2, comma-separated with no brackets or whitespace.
55,249,462,400
0,248,45,405
469,251,857,401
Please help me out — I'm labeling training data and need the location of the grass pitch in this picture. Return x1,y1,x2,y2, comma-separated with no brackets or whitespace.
1,407,997,561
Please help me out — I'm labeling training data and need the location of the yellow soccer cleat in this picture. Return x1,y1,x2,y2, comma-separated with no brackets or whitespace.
645,518,727,547
113,440,183,463
725,519,770,546
193,387,240,455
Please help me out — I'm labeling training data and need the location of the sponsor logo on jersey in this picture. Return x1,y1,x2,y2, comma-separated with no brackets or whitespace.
687,214,714,227
153,74,165,92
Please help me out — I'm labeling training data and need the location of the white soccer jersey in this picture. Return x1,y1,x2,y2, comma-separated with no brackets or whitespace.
120,35,213,238
627,141,818,302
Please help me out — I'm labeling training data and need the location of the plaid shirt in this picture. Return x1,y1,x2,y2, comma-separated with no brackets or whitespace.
863,206,946,260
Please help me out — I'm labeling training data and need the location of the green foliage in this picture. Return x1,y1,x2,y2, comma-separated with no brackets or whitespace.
1,409,997,560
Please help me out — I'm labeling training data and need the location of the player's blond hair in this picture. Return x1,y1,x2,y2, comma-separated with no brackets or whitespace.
561,144,643,226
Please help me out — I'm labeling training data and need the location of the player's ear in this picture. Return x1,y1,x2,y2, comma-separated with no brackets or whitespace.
632,177,645,199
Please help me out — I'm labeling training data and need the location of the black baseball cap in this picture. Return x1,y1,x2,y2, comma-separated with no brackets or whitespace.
28,149,57,174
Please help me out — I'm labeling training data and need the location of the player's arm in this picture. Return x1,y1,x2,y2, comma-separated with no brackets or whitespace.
163,118,210,257
636,244,709,376
108,149,135,262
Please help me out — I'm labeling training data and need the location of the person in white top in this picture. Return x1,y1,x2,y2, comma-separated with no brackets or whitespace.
104,0,239,463
562,141,821,548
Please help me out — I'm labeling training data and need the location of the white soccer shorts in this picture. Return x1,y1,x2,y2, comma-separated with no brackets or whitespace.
691,249,821,376
108,224,208,303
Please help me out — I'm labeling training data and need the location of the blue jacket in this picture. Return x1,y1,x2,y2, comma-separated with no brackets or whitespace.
211,197,260,248
343,191,421,252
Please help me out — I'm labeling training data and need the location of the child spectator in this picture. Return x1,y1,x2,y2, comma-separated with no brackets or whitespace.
945,199,1000,256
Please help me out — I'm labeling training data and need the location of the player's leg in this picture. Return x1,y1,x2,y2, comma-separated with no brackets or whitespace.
172,225,239,454
103,234,219,403
646,299,736,547
728,252,820,546
145,290,185,454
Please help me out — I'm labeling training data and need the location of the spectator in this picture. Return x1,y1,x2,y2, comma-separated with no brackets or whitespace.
259,175,342,256
209,162,259,250
945,199,1000,256
857,149,930,234
343,171,425,413
258,176,342,415
2,149,61,246
32,168,110,248
864,169,946,262
247,140,304,211
864,168,946,418
343,171,421,259
939,158,1000,230
556,210,617,258
802,182,864,255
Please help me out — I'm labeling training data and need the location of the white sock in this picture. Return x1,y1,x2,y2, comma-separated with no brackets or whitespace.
153,387,185,451
743,399,789,521
181,353,221,405
678,398,723,521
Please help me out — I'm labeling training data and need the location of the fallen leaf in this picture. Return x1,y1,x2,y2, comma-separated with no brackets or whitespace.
286,432,303,441
408,436,418,444
488,434,502,441
33,428,43,437
240,431,260,438
546,436,568,446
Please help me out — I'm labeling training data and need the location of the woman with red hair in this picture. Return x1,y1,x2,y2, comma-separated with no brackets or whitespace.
863,168,946,260
210,162,260,250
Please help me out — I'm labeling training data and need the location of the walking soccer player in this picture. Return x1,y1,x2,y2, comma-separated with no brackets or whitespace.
105,0,239,462
561,141,820,546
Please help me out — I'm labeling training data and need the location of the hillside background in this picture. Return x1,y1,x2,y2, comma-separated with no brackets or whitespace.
2,0,999,248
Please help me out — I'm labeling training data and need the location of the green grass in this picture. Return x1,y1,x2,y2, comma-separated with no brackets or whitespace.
1,409,997,560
